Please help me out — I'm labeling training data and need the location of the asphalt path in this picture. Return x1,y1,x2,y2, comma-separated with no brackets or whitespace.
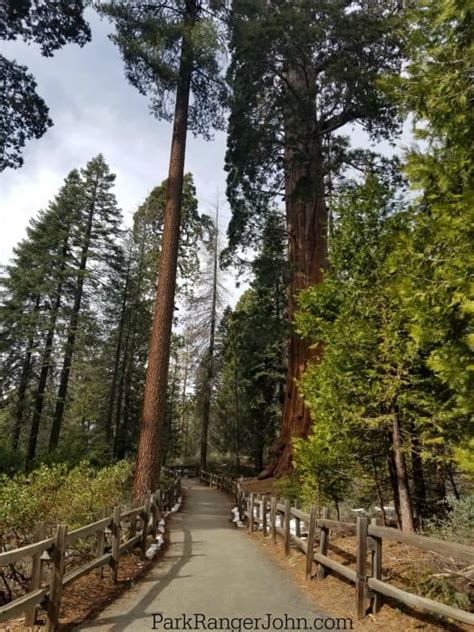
77,479,330,631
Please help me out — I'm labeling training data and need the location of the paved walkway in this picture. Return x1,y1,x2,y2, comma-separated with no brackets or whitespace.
78,479,329,631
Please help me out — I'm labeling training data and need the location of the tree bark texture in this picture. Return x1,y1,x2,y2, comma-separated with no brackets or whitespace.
262,65,328,478
133,24,193,501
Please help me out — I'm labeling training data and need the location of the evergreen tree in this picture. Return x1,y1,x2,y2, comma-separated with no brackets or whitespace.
0,170,83,458
104,174,213,462
225,0,404,477
213,214,288,470
0,1,90,169
27,170,85,462
49,155,123,452
99,0,227,498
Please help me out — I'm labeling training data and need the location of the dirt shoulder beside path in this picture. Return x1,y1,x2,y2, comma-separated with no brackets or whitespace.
246,528,470,632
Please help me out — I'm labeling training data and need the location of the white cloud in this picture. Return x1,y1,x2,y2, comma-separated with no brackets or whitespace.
0,9,229,267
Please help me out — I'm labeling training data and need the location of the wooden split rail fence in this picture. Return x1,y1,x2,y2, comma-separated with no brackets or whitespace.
200,470,474,626
0,471,182,631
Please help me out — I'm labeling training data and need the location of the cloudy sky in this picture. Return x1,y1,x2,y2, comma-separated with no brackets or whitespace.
1,8,412,275
0,8,230,268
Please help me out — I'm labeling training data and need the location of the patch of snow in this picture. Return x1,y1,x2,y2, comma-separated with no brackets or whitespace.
145,534,164,559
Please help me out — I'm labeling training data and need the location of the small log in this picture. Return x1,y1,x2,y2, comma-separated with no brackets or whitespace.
356,515,368,619
111,506,121,584
294,499,301,538
96,507,107,579
249,493,255,532
370,517,383,613
270,496,277,544
25,521,46,627
262,494,268,536
305,506,317,580
46,524,67,632
141,491,151,559
284,499,291,556
317,507,330,579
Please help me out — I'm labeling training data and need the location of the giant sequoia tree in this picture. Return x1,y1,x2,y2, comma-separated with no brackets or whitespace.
0,1,90,170
99,0,227,498
225,0,404,476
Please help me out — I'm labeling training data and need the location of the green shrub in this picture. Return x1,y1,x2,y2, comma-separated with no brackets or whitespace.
0,460,133,545
273,474,302,503
0,444,24,476
424,496,474,545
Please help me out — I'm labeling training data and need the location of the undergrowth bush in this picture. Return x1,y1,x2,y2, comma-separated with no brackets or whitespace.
0,460,133,546
424,496,474,545
273,475,302,503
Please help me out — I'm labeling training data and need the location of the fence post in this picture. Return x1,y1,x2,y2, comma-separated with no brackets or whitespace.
317,507,330,579
96,507,107,578
129,499,138,540
141,491,151,559
295,499,301,538
356,515,368,619
270,496,277,543
236,483,242,514
46,524,67,632
284,498,291,556
111,506,121,584
249,493,255,532
150,491,159,539
262,494,268,536
370,517,383,613
25,521,46,627
305,506,317,580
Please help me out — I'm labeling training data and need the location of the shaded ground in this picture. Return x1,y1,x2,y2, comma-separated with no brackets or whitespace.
1,546,164,631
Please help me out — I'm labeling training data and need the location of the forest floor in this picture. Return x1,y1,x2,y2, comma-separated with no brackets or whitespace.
0,545,167,631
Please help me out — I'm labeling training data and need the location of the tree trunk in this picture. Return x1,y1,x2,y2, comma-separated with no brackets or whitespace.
387,447,401,528
180,342,190,459
410,424,427,527
11,296,40,451
27,297,60,462
391,405,415,532
48,179,97,451
27,235,69,463
200,205,219,471
132,24,193,501
261,66,327,478
105,255,131,444
372,457,387,526
112,325,131,459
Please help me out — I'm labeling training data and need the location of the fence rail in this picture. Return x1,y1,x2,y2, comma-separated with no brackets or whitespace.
0,471,182,631
200,470,474,627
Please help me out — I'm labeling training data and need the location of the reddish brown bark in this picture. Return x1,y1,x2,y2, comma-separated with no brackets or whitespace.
132,22,194,501
261,67,328,479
